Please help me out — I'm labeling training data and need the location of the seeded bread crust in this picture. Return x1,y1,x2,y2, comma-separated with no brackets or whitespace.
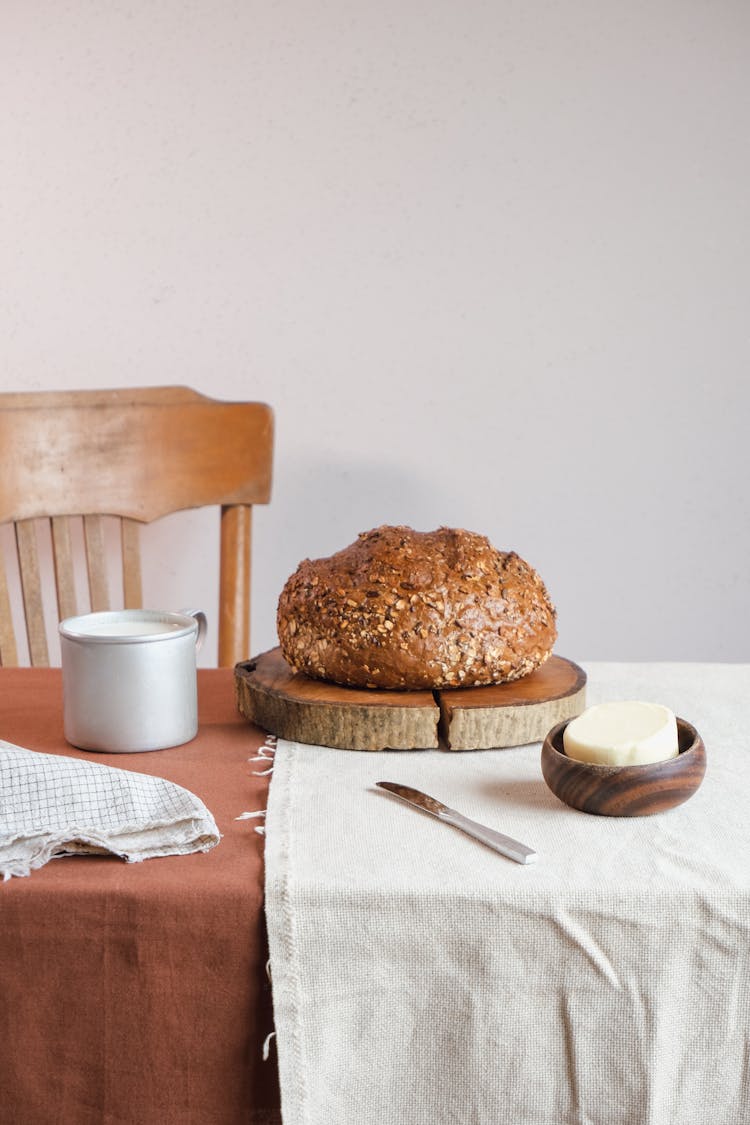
276,525,557,690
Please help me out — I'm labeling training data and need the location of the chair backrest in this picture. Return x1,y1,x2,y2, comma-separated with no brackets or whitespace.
0,386,273,667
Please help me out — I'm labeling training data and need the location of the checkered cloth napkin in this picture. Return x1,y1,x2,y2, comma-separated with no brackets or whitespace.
0,739,220,880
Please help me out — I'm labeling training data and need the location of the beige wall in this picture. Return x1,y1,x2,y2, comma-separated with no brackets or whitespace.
2,1,748,665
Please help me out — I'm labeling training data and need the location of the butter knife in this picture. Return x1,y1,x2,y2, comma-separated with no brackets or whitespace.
375,781,537,865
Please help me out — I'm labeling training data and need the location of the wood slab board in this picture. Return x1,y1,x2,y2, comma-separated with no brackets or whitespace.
235,649,586,752
439,656,587,749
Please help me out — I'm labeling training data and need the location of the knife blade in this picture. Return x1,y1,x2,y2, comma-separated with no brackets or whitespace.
375,781,537,865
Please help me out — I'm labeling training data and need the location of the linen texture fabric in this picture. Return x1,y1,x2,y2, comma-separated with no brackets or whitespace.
0,667,280,1125
265,662,750,1125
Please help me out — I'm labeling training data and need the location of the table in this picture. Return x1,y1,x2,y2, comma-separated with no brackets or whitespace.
6,663,750,1125
0,669,281,1125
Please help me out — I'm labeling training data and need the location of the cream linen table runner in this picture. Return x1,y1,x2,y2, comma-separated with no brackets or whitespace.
265,662,750,1125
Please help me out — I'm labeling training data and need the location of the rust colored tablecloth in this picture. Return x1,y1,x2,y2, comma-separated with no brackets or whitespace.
0,668,281,1125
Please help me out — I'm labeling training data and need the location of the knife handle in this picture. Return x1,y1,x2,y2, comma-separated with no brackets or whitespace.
442,810,537,865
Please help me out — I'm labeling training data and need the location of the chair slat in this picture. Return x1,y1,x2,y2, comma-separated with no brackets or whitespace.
0,547,19,667
219,504,252,667
121,518,143,608
51,516,78,621
83,516,110,612
16,519,49,667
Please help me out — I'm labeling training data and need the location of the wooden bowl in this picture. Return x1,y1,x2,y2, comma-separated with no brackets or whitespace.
541,717,706,816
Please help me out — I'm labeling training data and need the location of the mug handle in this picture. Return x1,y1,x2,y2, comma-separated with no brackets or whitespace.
179,609,208,652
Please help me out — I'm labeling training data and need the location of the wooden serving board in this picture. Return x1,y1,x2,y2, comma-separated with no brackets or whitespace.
234,648,587,752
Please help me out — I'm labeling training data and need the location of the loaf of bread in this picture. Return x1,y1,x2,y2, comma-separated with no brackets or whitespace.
276,525,557,690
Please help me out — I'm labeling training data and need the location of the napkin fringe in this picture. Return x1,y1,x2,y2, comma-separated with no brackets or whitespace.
2,834,106,881
1,821,219,880
2,859,33,882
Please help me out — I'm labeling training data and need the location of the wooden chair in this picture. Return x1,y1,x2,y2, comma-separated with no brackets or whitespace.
0,386,274,668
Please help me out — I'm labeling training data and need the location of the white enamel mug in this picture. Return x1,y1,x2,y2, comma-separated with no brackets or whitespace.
59,609,207,752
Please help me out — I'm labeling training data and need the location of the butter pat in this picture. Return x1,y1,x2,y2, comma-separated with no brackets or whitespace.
563,701,679,766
